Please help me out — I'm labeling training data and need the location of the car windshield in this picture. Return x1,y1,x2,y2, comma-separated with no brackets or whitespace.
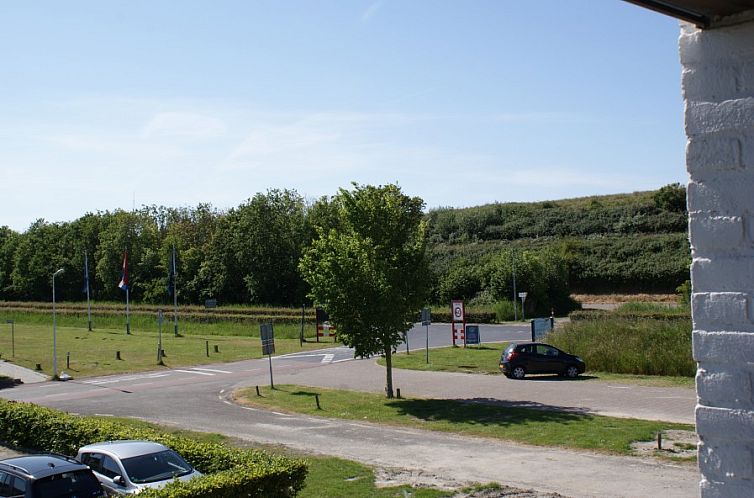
31,469,102,498
501,344,514,359
121,450,193,484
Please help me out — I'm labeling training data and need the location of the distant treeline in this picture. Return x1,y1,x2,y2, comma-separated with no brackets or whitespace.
0,184,690,308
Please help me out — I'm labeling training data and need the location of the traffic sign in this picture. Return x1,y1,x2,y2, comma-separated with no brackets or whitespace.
451,300,464,322
420,308,431,326
261,322,275,356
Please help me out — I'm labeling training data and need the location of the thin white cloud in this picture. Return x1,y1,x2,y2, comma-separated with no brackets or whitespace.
143,112,227,138
361,1,383,22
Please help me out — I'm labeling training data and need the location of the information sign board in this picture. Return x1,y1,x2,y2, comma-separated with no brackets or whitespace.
420,308,431,326
260,322,275,356
531,318,554,341
466,325,480,345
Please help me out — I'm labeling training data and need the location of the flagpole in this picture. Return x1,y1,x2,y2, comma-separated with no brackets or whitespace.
126,287,131,334
120,250,131,335
172,245,179,337
85,250,92,331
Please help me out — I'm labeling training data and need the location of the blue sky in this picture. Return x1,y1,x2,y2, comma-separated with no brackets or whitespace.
1,1,686,232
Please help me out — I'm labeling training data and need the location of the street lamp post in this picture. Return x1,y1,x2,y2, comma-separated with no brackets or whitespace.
52,268,64,379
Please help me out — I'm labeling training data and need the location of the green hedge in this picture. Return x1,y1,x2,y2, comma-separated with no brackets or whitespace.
430,310,497,324
0,400,307,497
569,310,690,322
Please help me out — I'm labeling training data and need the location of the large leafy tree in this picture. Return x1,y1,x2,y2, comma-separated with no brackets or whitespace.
300,184,429,398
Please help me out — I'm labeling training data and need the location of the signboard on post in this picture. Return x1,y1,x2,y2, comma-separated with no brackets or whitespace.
465,325,480,345
260,322,275,388
316,307,336,341
451,300,464,322
261,322,275,356
450,300,465,346
531,317,555,342
420,308,431,363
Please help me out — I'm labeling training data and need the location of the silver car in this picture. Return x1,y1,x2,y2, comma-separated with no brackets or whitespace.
76,440,202,495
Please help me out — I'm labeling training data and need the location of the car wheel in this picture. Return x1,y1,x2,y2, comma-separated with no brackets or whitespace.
566,366,579,378
511,366,526,379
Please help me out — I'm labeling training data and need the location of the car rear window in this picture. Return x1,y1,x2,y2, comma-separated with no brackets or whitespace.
31,469,102,498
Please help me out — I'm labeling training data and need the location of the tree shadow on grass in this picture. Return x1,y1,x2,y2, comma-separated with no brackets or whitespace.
386,397,593,428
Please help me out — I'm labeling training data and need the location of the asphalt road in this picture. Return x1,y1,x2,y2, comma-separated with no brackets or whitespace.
0,323,698,497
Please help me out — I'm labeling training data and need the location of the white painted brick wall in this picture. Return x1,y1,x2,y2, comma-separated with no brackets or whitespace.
682,18,754,498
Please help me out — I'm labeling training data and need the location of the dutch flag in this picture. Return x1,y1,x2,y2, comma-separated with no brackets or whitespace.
118,251,129,291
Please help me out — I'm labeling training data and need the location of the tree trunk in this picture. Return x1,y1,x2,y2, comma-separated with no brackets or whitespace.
384,347,394,398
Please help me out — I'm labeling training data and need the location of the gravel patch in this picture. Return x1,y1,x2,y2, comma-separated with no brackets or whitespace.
374,467,568,497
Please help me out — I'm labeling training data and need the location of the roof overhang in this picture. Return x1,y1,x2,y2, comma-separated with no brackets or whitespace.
623,0,754,28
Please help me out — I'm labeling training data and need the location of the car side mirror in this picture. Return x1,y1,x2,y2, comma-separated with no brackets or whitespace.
113,475,125,486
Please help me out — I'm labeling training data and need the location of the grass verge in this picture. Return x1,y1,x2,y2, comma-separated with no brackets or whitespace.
234,384,693,455
0,321,335,378
87,416,488,497
380,345,695,388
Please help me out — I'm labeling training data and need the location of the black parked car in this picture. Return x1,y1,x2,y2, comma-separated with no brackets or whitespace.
499,342,585,379
0,454,105,498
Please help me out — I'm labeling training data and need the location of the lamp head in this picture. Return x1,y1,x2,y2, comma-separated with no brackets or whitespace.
53,268,64,276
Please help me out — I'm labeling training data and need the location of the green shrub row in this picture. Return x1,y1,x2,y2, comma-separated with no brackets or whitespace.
0,400,307,497
569,310,690,322
429,310,497,324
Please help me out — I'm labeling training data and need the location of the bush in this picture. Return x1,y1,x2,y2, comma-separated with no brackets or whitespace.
547,318,694,376
431,309,497,324
0,401,307,498
493,300,519,322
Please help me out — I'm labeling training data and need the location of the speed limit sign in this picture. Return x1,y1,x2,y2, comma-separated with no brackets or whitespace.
451,300,464,322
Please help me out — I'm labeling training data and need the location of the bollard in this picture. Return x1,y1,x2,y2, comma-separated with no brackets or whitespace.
315,393,321,410
66,352,70,369
657,432,663,450
35,363,42,371
205,340,209,357
255,385,260,397
116,351,121,360
214,345,219,353
396,388,401,399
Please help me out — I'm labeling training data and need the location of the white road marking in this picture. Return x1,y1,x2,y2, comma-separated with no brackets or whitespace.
94,413,113,417
174,369,215,376
83,373,170,385
191,367,232,374
321,354,335,364
607,386,631,389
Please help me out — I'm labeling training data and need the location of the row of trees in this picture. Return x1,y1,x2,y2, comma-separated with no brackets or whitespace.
0,185,689,307
0,190,319,304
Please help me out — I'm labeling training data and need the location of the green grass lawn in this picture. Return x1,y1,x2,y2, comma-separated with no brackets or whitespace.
381,344,695,388
235,384,693,455
0,321,335,378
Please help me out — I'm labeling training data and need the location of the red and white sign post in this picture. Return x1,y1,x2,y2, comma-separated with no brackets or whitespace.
451,300,465,346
